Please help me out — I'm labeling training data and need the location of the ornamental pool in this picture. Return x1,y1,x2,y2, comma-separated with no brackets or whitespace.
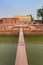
0,35,18,65
0,35,43,65
24,35,43,65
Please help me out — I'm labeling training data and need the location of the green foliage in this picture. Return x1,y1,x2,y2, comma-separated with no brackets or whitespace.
34,20,42,23
29,14,34,21
37,6,43,22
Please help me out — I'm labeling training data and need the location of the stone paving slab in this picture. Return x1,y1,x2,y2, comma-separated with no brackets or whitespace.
15,28,28,65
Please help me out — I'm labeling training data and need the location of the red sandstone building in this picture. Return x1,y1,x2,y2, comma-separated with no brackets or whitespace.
0,16,43,35
0,18,19,25
0,15,32,25
0,15,32,34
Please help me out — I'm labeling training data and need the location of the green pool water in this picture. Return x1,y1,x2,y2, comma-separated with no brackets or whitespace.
0,35,43,65
24,35,43,65
0,35,18,65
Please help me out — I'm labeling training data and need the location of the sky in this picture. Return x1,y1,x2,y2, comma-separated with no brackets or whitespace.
0,0,43,19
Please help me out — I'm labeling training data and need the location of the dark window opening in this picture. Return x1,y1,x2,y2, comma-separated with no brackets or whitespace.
0,20,3,24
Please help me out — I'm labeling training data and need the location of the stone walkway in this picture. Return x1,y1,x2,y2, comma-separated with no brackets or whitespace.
15,28,28,65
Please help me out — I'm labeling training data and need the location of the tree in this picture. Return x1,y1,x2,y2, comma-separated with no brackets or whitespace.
37,6,43,23
29,14,34,21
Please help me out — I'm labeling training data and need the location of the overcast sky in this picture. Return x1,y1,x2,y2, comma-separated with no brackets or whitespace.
0,0,43,19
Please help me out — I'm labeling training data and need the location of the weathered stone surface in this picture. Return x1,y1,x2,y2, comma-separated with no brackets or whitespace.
15,28,28,65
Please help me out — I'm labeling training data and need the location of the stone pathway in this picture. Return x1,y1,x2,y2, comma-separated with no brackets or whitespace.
15,28,28,65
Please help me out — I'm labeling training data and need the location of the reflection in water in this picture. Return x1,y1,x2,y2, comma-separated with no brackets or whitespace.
24,35,43,65
0,35,18,65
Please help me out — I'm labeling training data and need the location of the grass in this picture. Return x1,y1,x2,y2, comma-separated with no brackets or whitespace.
24,35,43,65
